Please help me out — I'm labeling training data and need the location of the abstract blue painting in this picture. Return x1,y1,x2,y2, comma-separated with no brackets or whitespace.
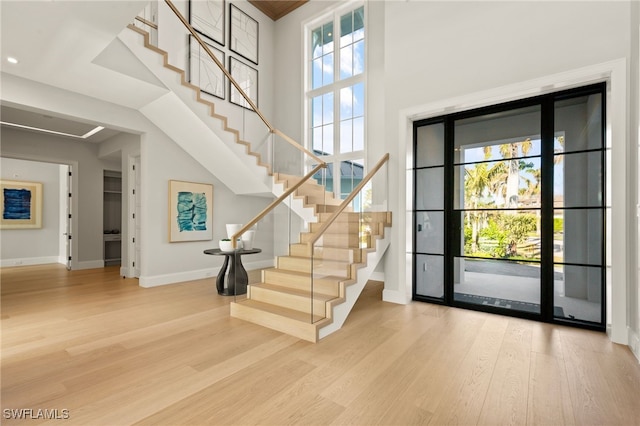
169,180,213,242
3,188,32,220
176,191,208,232
0,180,43,229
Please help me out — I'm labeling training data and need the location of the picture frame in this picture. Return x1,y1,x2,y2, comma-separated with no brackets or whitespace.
229,56,258,110
169,180,214,243
189,0,225,46
189,35,226,99
0,179,43,229
229,3,258,65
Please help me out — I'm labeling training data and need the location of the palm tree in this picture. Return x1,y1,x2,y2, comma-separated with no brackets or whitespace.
464,163,489,253
499,138,532,208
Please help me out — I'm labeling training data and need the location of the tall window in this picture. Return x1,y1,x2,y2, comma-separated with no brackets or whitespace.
306,3,365,199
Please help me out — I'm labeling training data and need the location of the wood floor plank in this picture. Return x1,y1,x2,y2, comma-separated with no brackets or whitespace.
531,321,565,358
527,352,576,425
477,318,532,425
596,346,640,425
1,265,639,425
328,318,445,425
409,308,488,414
427,315,509,425
561,328,627,425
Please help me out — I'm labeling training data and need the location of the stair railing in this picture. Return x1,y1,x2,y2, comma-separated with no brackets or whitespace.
306,153,390,324
230,163,327,250
162,0,325,169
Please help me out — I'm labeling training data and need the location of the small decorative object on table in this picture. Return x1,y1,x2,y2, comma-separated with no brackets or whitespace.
241,229,255,250
226,223,243,239
219,239,233,252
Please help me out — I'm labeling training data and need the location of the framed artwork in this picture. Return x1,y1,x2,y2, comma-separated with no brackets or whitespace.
169,180,213,242
0,179,43,229
229,56,258,110
189,35,226,99
189,0,225,46
230,3,258,65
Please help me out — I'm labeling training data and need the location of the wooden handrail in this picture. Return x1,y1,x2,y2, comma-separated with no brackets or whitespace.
231,163,328,248
272,129,325,165
135,16,158,30
307,153,390,247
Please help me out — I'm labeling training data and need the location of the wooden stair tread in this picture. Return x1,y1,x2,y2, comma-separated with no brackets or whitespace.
253,282,337,301
262,267,350,285
232,299,325,323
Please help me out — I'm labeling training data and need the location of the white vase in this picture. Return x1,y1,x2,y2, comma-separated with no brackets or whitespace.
241,230,255,250
226,223,243,240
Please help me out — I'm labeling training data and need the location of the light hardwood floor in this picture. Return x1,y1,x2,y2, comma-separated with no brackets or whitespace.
1,264,639,425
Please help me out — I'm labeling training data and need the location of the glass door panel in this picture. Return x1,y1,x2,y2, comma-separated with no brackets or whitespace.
553,92,604,325
452,105,542,314
414,122,445,300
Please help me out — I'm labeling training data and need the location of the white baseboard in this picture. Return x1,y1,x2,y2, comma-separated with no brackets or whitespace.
382,288,410,305
139,268,218,288
0,256,59,268
139,258,275,288
629,327,640,364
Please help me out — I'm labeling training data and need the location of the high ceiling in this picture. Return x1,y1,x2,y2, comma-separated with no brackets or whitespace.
0,0,309,145
248,0,309,20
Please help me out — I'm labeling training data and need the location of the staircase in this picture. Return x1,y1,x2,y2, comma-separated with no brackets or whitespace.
232,175,392,342
123,6,392,342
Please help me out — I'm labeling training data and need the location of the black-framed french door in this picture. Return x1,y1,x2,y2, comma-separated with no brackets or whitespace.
413,83,607,330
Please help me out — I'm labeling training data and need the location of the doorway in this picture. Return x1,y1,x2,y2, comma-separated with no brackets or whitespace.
413,83,607,330
0,157,72,268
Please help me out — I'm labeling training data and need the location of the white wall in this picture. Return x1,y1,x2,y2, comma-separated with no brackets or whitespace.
0,157,62,266
139,121,274,287
631,0,640,360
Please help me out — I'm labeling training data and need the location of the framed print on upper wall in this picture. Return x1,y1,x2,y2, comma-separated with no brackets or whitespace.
229,56,258,110
190,0,225,46
230,3,258,65
0,179,43,229
189,35,226,99
169,180,214,242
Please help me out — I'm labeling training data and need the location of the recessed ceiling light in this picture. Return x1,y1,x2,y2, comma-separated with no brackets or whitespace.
0,121,105,139
7,57,18,64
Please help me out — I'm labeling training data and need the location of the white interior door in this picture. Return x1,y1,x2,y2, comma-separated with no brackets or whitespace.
131,156,141,278
59,164,72,270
